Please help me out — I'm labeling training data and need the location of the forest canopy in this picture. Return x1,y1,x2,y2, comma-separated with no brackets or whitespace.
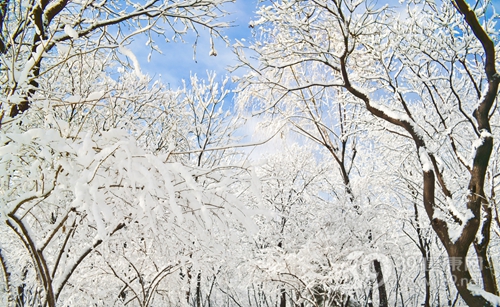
0,0,499,306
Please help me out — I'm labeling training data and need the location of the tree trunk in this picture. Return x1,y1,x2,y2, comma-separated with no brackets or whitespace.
196,271,202,307
414,203,431,307
280,287,286,307
367,288,374,307
474,204,498,295
373,260,388,307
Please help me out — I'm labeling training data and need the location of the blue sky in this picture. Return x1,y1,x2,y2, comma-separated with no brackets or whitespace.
134,1,259,89
122,0,500,158
130,0,500,90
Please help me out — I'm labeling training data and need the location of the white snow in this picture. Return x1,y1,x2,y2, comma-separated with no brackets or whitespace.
87,91,105,101
119,45,145,79
448,223,463,244
470,129,493,167
419,147,433,172
17,44,45,86
64,24,79,39
480,129,493,139
446,197,465,222
468,283,500,305
209,36,218,56
472,136,484,150
56,43,70,56
145,154,183,222
472,130,493,150
65,95,81,103
448,210,475,244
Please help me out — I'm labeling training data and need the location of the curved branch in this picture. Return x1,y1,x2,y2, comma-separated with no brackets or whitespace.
54,222,125,302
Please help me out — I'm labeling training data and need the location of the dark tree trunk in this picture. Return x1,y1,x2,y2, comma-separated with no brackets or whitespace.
196,271,202,307
414,203,431,307
373,260,388,307
474,204,498,295
280,287,286,307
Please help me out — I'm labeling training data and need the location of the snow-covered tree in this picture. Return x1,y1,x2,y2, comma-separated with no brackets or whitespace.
235,0,500,305
0,0,232,120
0,1,256,307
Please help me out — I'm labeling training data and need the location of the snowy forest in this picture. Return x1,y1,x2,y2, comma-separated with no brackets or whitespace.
1,0,500,306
